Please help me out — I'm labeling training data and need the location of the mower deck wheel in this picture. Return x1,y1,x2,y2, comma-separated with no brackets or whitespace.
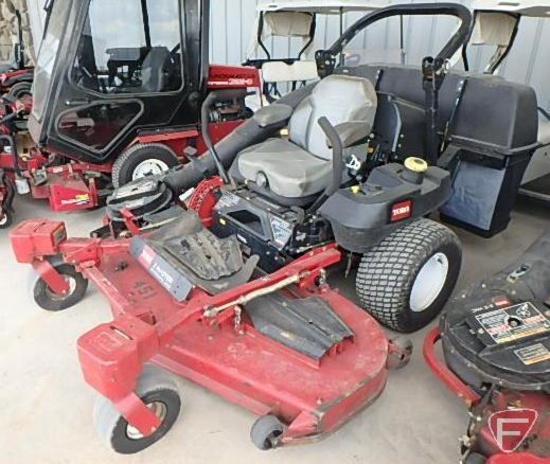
7,81,32,99
250,415,284,450
387,337,413,370
112,143,179,188
356,219,462,333
0,209,12,229
33,263,89,311
93,365,181,454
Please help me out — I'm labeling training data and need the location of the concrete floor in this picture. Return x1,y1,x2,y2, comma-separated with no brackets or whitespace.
0,195,548,464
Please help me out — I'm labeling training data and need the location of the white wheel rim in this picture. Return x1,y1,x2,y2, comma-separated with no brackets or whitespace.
126,401,167,440
0,213,8,226
409,252,449,313
132,159,170,180
45,276,77,300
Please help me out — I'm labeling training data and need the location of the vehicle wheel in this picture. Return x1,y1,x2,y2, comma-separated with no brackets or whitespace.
94,365,181,454
0,209,12,229
463,452,486,464
33,263,89,311
356,219,462,333
7,81,32,99
250,415,284,450
387,337,413,370
112,143,179,188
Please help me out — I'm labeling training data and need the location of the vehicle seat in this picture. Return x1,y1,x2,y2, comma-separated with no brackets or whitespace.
140,47,173,92
236,74,377,200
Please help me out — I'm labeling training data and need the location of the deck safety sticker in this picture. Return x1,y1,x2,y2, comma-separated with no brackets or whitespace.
514,343,550,366
475,302,550,344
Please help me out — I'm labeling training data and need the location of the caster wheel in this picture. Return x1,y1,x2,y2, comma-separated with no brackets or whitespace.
387,337,413,370
94,365,181,454
33,263,89,311
0,209,12,229
250,415,284,450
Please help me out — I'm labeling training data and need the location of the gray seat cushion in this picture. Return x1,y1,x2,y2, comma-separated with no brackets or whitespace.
238,138,332,198
236,74,377,199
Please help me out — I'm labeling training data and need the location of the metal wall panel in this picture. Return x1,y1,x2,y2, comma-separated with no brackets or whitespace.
209,0,549,110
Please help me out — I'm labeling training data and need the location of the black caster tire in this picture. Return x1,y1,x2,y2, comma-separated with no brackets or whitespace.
387,337,413,370
0,209,13,229
94,365,181,454
33,263,89,311
111,143,179,188
356,219,462,333
7,81,33,100
250,415,284,450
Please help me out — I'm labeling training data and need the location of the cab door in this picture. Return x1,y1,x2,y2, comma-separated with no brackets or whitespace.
44,0,204,163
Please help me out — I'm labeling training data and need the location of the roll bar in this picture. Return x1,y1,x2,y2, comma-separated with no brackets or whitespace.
317,3,473,75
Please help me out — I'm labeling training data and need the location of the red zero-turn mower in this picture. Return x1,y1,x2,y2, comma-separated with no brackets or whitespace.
424,231,550,464
0,0,261,225
10,28,467,451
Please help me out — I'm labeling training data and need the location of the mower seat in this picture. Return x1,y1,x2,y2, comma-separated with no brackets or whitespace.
140,47,173,92
236,74,377,200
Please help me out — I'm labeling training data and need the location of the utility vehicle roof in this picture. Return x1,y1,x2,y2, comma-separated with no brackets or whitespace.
255,0,390,14
471,0,550,17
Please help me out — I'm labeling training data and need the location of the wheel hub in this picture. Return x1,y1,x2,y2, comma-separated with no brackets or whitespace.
126,401,167,440
410,252,449,313
45,276,77,300
132,159,170,180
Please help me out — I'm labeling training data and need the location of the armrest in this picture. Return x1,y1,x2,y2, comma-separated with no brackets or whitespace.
253,104,294,128
331,121,372,148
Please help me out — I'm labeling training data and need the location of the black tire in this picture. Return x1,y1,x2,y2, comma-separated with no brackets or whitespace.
464,452,486,464
356,219,462,333
7,81,32,99
111,143,179,188
94,365,181,455
250,415,284,450
0,209,12,229
33,263,89,311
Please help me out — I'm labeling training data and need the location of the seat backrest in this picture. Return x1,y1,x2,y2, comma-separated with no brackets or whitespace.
140,47,171,92
289,75,377,160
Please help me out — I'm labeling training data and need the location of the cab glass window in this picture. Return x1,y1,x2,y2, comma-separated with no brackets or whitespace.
71,0,183,94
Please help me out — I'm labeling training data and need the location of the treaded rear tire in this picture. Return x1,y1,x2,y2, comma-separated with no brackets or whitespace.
356,219,462,333
7,81,32,99
111,143,179,189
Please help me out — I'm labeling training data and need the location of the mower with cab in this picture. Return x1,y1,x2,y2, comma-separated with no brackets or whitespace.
424,230,550,464
0,0,261,226
10,4,478,454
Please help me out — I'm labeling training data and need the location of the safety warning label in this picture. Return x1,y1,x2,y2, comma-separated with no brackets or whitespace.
514,343,550,366
475,302,550,344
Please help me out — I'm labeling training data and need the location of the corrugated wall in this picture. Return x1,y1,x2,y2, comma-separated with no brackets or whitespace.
209,0,550,111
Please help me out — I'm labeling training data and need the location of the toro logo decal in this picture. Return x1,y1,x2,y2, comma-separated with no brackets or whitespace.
488,409,538,453
391,200,413,222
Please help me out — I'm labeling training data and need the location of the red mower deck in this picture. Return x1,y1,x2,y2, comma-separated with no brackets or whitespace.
11,218,409,453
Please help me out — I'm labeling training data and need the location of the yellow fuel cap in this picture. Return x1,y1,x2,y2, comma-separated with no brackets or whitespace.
351,185,362,194
404,157,428,173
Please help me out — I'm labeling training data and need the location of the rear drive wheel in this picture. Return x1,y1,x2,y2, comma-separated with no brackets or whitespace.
33,263,89,311
250,415,284,450
112,143,179,188
94,365,181,454
7,81,32,99
356,219,462,333
463,453,486,464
